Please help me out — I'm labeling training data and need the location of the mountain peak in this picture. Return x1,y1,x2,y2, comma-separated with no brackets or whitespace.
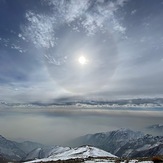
24,145,116,162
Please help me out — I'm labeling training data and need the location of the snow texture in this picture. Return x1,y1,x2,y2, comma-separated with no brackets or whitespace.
25,146,116,163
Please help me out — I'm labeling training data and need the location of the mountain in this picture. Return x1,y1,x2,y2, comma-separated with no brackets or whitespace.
130,143,163,158
0,154,12,163
69,129,143,154
69,129,163,158
22,146,71,161
0,135,46,161
24,145,117,163
0,135,26,160
146,124,163,135
115,134,163,157
16,141,45,154
1,129,163,162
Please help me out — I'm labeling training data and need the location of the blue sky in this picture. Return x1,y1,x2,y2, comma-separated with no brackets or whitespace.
0,0,163,103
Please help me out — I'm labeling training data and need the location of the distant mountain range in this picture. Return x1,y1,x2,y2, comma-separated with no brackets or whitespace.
1,97,163,108
0,135,45,161
0,128,163,162
69,128,163,158
146,124,163,134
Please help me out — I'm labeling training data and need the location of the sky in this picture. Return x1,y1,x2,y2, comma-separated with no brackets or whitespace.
0,0,163,144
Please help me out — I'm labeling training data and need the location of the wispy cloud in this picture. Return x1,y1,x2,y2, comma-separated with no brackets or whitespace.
1,0,163,102
22,11,56,48
22,0,128,49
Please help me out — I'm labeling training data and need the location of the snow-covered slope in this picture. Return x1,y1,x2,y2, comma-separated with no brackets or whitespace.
23,146,70,161
84,160,153,163
49,146,116,159
25,146,117,163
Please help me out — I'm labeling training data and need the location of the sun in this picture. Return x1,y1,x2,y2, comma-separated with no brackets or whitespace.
78,56,88,65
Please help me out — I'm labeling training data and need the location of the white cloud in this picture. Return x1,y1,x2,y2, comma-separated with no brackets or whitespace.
11,44,26,53
22,0,128,48
22,11,56,48
112,17,126,33
0,37,26,53
64,0,89,22
18,33,26,40
116,0,129,7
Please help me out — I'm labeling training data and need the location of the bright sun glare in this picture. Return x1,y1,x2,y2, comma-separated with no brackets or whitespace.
78,56,87,65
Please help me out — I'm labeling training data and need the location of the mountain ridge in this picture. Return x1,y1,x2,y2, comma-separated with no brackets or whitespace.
0,128,163,161
0,135,46,161
68,128,163,158
24,145,117,163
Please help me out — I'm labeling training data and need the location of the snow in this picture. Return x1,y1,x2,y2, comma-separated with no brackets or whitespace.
25,146,116,163
84,159,115,163
80,160,153,163
46,146,70,157
49,145,116,159
120,161,153,163
137,144,152,151
139,162,153,163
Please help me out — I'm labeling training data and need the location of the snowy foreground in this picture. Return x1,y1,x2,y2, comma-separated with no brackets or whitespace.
24,146,153,163
84,160,153,163
25,158,153,163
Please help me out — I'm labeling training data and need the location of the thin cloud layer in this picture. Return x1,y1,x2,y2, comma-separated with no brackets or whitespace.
23,0,127,48
0,0,163,101
20,0,128,94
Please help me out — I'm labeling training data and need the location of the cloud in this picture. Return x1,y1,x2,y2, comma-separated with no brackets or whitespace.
0,33,27,54
2,0,163,101
19,0,130,94
22,0,128,49
22,11,56,48
0,80,70,103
